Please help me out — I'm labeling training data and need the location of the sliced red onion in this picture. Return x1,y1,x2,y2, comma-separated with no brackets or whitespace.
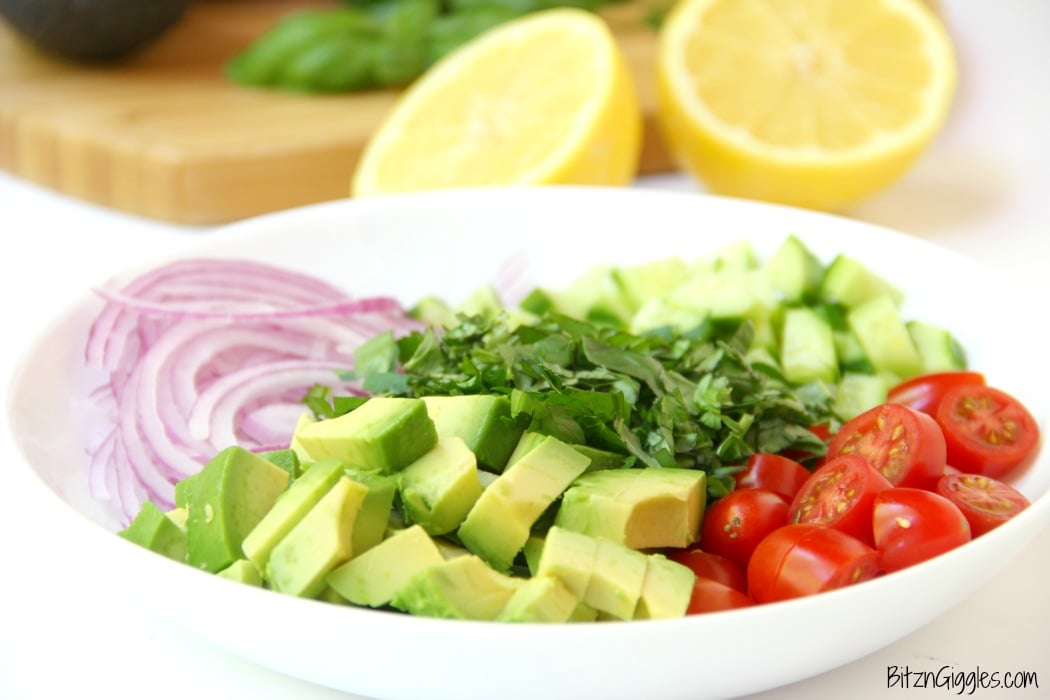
83,257,422,522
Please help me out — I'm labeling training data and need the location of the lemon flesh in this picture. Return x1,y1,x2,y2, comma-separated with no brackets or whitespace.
352,9,642,197
657,0,957,211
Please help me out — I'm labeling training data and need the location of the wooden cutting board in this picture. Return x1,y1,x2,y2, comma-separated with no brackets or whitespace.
0,1,676,225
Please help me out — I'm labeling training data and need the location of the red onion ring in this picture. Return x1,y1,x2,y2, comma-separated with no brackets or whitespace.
83,258,422,523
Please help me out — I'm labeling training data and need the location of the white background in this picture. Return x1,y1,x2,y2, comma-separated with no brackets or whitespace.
2,1,1049,698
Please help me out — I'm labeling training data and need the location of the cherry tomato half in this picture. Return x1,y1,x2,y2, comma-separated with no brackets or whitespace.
734,453,812,502
686,577,755,614
935,384,1041,479
872,487,971,573
789,454,892,546
668,549,748,593
827,403,947,490
747,524,880,604
936,472,1031,537
701,488,789,571
887,371,986,415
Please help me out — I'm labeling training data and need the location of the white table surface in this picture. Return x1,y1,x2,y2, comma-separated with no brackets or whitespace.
2,2,1049,698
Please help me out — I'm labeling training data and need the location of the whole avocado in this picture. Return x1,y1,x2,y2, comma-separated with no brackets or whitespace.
0,0,190,62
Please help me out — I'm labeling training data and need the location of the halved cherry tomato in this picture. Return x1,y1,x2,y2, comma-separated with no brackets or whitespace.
936,472,1031,537
872,488,971,573
887,371,986,415
827,403,946,490
788,454,892,545
667,549,747,593
686,577,754,614
935,384,1041,479
734,453,812,502
701,488,789,570
747,524,880,604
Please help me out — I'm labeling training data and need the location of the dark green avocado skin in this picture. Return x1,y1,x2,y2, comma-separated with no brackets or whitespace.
0,0,191,62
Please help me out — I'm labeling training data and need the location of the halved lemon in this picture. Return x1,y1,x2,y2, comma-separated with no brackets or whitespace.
657,0,957,211
351,9,642,197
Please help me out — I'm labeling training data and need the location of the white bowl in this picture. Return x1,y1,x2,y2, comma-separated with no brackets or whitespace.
6,186,1049,700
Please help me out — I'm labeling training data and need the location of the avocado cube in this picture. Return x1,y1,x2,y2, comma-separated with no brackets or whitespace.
289,412,317,464
292,398,437,474
343,468,397,556
535,526,599,599
390,555,523,621
173,472,200,510
118,501,187,562
217,559,264,587
398,436,483,536
457,435,590,572
326,525,445,608
186,446,291,573
496,575,579,623
584,539,649,620
554,467,706,550
633,554,695,620
240,458,347,573
265,476,367,598
422,395,524,472
259,448,301,479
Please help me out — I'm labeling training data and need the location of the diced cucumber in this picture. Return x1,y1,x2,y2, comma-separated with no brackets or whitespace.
907,320,967,373
613,257,688,310
833,329,875,374
779,307,838,384
763,235,823,303
820,254,904,308
628,299,707,335
833,373,890,421
711,240,759,270
667,269,777,324
410,296,457,329
847,295,923,379
563,265,634,327
456,284,503,320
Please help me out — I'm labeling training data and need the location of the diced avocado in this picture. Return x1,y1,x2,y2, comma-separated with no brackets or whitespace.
613,257,688,310
118,500,187,562
410,295,457,329
293,397,437,474
457,435,590,571
343,468,397,556
907,320,967,373
316,586,351,605
522,535,546,576
240,458,346,573
422,395,524,472
535,525,600,599
173,473,199,510
820,254,904,308
584,538,649,620
391,555,524,621
834,372,890,421
265,476,367,598
326,524,445,608
779,306,838,384
165,506,188,531
259,448,301,479
504,431,548,468
216,559,263,587
186,446,290,573
633,554,695,620
571,444,627,471
763,235,823,303
289,411,317,464
554,467,706,550
847,294,924,379
496,575,579,623
398,436,483,535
